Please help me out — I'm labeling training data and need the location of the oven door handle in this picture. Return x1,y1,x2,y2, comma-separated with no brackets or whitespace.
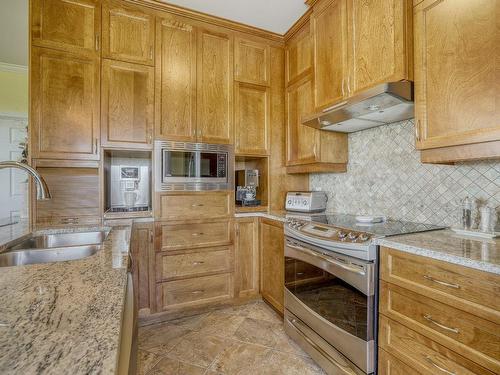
287,243,366,276
287,317,359,375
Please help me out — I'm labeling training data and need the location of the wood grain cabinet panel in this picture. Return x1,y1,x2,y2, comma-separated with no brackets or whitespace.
378,348,420,375
197,28,234,144
311,0,348,111
379,316,495,375
414,0,500,152
285,22,312,86
234,82,270,155
31,0,100,56
235,218,259,299
102,2,155,65
380,281,500,372
101,59,154,148
155,16,197,141
260,218,284,313
31,47,100,160
130,222,154,312
156,191,232,220
157,273,233,310
347,0,411,95
234,37,270,86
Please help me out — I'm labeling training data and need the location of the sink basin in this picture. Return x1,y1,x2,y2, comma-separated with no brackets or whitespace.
0,230,109,267
0,245,101,267
8,231,108,251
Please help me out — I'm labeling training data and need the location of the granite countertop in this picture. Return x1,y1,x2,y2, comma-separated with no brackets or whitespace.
234,210,288,222
0,224,131,374
377,229,500,275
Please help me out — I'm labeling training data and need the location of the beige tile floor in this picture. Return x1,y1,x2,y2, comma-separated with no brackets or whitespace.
137,300,327,375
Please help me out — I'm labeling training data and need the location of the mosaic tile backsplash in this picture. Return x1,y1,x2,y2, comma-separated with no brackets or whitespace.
310,119,500,229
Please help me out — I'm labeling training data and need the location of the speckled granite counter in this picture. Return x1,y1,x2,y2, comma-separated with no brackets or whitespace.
0,224,131,374
234,210,287,222
376,229,500,275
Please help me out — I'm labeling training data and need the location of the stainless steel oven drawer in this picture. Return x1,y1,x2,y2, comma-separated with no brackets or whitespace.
284,310,365,375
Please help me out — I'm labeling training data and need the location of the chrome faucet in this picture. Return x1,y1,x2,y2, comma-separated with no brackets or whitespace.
0,161,51,200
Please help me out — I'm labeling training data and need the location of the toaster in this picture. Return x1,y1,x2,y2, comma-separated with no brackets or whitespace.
285,191,327,213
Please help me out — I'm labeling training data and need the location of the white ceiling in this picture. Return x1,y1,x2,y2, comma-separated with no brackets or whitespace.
160,0,308,34
0,0,28,66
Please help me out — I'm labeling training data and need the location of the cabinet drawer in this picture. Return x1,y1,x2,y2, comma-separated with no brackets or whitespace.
157,247,232,281
378,348,420,375
381,247,500,323
380,281,500,372
157,192,232,220
379,316,495,375
157,273,232,310
157,220,232,251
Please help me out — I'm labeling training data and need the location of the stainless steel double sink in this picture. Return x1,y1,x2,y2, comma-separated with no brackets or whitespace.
0,230,109,267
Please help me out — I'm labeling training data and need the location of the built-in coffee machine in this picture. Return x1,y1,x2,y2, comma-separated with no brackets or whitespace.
109,165,150,212
235,169,261,206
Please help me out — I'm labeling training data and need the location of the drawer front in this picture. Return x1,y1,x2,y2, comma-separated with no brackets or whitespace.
158,220,232,251
379,316,495,375
378,348,420,375
157,247,232,281
36,215,101,227
157,273,232,309
157,192,232,220
380,281,500,372
381,247,500,323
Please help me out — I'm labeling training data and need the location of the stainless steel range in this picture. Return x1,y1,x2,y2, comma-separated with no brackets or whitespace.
283,214,443,375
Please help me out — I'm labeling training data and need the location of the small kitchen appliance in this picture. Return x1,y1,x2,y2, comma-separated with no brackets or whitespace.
285,191,328,213
110,165,150,211
235,169,261,206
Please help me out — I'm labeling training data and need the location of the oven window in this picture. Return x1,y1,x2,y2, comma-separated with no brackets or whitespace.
165,151,196,177
285,257,370,341
200,152,219,178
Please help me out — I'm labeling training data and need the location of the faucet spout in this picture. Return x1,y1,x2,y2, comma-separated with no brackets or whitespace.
0,161,51,200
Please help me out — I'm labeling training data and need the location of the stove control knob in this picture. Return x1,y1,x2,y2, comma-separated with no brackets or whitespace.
358,234,369,242
348,232,358,241
338,231,347,240
287,200,292,205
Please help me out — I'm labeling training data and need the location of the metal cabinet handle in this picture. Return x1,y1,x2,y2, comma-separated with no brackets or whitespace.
94,138,98,154
191,232,204,237
192,261,205,265
288,318,358,374
149,231,154,243
95,35,100,51
423,314,459,334
150,45,153,60
191,204,204,207
423,275,460,289
425,356,456,375
191,290,204,294
415,120,421,142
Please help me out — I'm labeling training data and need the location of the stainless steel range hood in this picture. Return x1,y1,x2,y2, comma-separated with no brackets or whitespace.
302,81,414,133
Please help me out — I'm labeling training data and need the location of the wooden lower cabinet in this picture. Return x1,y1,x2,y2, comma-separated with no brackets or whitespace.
379,247,500,375
234,217,260,299
260,218,284,313
130,221,154,313
378,348,420,375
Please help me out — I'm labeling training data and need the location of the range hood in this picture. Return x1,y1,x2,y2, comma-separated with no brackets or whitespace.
302,81,414,133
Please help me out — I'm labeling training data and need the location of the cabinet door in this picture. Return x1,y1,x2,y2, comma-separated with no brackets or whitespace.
347,0,410,94
286,75,318,165
131,222,154,311
234,82,270,155
101,59,154,148
197,28,234,144
285,21,312,86
155,17,197,141
311,0,348,111
260,218,284,313
31,47,100,160
414,0,500,150
102,2,155,65
31,0,100,56
235,218,259,299
234,37,270,86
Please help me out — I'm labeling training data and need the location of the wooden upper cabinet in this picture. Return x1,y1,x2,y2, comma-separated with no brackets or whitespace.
311,0,348,111
347,0,411,95
197,28,234,144
286,75,317,165
155,16,197,141
414,0,500,152
102,2,155,65
285,21,312,87
234,82,270,155
234,37,270,86
31,0,100,56
101,59,154,148
31,47,100,160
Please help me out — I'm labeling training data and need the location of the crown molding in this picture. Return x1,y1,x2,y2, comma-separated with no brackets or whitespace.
0,62,28,73
284,7,312,42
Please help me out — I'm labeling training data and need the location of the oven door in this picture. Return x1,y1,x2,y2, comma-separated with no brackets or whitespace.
284,238,376,374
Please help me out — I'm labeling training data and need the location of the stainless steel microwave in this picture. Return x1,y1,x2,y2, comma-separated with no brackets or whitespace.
155,141,234,191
